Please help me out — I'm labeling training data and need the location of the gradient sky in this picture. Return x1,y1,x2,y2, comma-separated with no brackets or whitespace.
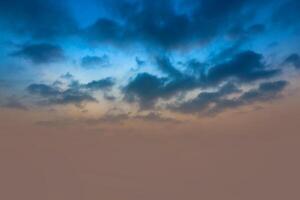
0,0,300,199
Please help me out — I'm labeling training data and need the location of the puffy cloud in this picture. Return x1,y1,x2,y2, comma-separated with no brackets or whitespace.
205,51,280,85
210,40,244,63
135,57,146,67
239,80,288,102
156,56,183,78
0,0,77,39
284,53,300,69
11,43,65,64
247,24,266,35
209,80,289,115
84,78,115,91
27,84,60,97
0,0,296,119
27,76,115,106
60,72,74,80
172,80,288,116
272,0,300,29
227,24,265,40
124,51,281,109
81,55,110,69
123,72,199,109
83,0,257,49
170,83,241,114
27,83,97,106
124,73,168,108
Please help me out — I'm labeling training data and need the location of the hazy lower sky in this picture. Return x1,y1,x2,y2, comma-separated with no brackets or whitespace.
0,0,300,199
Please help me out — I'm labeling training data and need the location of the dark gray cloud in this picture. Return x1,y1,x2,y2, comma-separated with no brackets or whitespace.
211,22,266,64
172,80,288,116
183,59,207,76
205,51,280,85
0,0,293,51
156,56,183,78
123,73,168,108
123,72,198,109
103,94,117,101
227,24,265,40
11,43,65,64
27,77,115,106
27,84,61,97
83,0,259,49
248,24,266,35
209,80,288,115
171,83,241,114
284,53,300,69
0,0,77,39
1,0,294,118
135,57,146,67
209,40,244,64
124,50,281,109
60,72,74,80
239,80,288,103
27,83,97,106
272,0,300,29
84,78,115,91
81,55,110,69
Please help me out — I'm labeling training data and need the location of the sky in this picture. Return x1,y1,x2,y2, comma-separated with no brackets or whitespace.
0,0,300,199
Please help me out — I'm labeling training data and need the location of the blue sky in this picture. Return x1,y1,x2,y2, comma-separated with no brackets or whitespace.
0,0,299,122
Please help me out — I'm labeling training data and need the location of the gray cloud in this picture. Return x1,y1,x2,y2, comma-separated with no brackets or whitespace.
27,83,97,106
272,0,300,29
205,51,281,86
124,51,281,109
227,23,265,40
284,53,300,69
27,76,115,106
170,83,241,114
135,57,146,67
11,43,65,64
84,78,115,91
172,80,288,116
123,73,198,109
156,56,183,78
81,55,110,69
0,0,77,39
83,0,260,50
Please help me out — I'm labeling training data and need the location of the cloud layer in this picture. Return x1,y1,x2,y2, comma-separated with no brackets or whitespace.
0,0,299,122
